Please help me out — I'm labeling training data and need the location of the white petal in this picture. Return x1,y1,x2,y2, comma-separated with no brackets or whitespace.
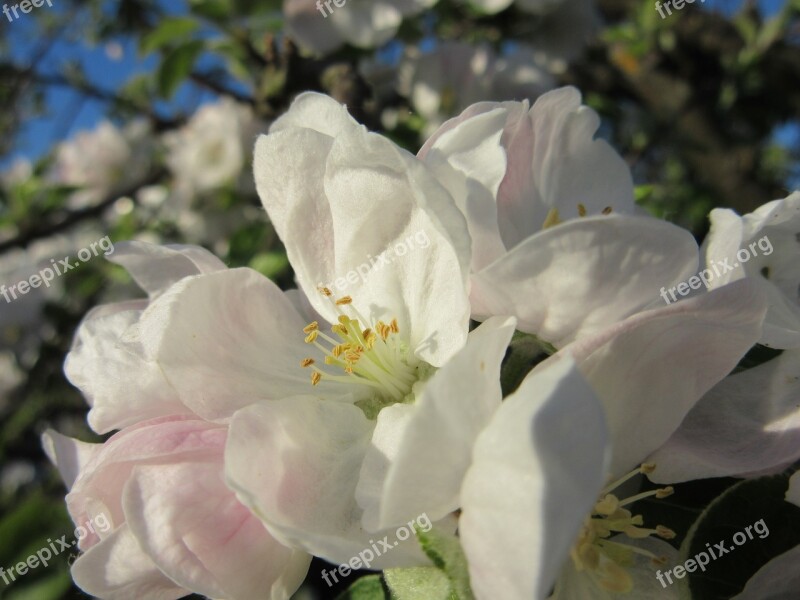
786,470,800,508
269,91,361,139
139,268,359,422
357,316,516,530
41,430,101,489
419,107,510,271
460,357,609,600
329,0,403,49
731,544,800,600
648,349,800,483
284,0,345,54
123,461,309,600
471,215,699,348
65,300,191,434
107,241,226,299
71,524,188,600
225,398,425,568
566,279,767,476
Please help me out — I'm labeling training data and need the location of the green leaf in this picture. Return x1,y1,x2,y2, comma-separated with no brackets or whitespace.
4,570,72,600
680,474,800,600
384,567,454,600
140,17,199,55
416,527,474,600
157,41,204,99
189,0,233,20
335,574,389,600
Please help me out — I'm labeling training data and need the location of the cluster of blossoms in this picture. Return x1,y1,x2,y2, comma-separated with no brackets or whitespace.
44,87,800,599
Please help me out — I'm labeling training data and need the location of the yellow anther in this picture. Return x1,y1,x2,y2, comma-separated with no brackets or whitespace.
595,495,619,516
304,331,319,344
303,322,319,334
390,318,399,333
311,372,322,386
318,287,333,297
639,463,656,474
336,296,353,305
542,207,562,229
578,203,587,217
332,344,345,357
655,486,674,499
338,315,350,325
332,324,348,336
656,526,676,540
301,358,315,367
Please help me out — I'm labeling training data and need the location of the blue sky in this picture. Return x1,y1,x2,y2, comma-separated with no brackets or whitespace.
1,0,794,170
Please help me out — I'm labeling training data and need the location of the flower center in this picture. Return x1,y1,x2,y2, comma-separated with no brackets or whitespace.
301,288,420,404
570,463,675,593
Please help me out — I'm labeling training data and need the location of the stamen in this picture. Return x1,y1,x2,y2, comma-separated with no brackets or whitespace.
318,287,333,297
301,358,315,367
311,371,322,386
578,203,587,217
542,207,562,229
303,322,319,333
602,206,613,215
336,296,353,305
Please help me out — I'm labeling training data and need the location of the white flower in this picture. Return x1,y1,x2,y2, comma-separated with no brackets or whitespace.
163,98,259,195
399,41,555,135
421,87,708,350
131,93,522,566
50,119,152,209
284,0,438,55
459,278,767,599
702,191,800,349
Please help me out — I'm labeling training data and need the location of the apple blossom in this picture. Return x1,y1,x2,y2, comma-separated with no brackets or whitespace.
42,417,310,600
420,87,702,349
284,0,438,55
701,191,800,349
460,278,767,599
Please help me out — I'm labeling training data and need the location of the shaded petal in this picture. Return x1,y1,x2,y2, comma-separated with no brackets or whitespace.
648,349,800,484
471,215,699,348
225,397,425,567
71,524,188,600
566,279,767,476
124,461,309,600
284,0,345,54
460,357,608,600
329,0,403,49
357,316,516,530
41,429,102,489
139,268,358,421
788,471,800,507
731,544,800,600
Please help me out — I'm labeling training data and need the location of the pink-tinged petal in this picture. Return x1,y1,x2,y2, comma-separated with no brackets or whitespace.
648,350,800,484
124,461,310,600
107,241,226,299
470,215,699,348
494,87,634,250
731,545,800,600
41,430,102,489
357,317,516,530
460,357,609,600
71,524,189,600
226,397,425,568
139,268,360,422
65,301,192,434
68,418,227,538
565,279,767,476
